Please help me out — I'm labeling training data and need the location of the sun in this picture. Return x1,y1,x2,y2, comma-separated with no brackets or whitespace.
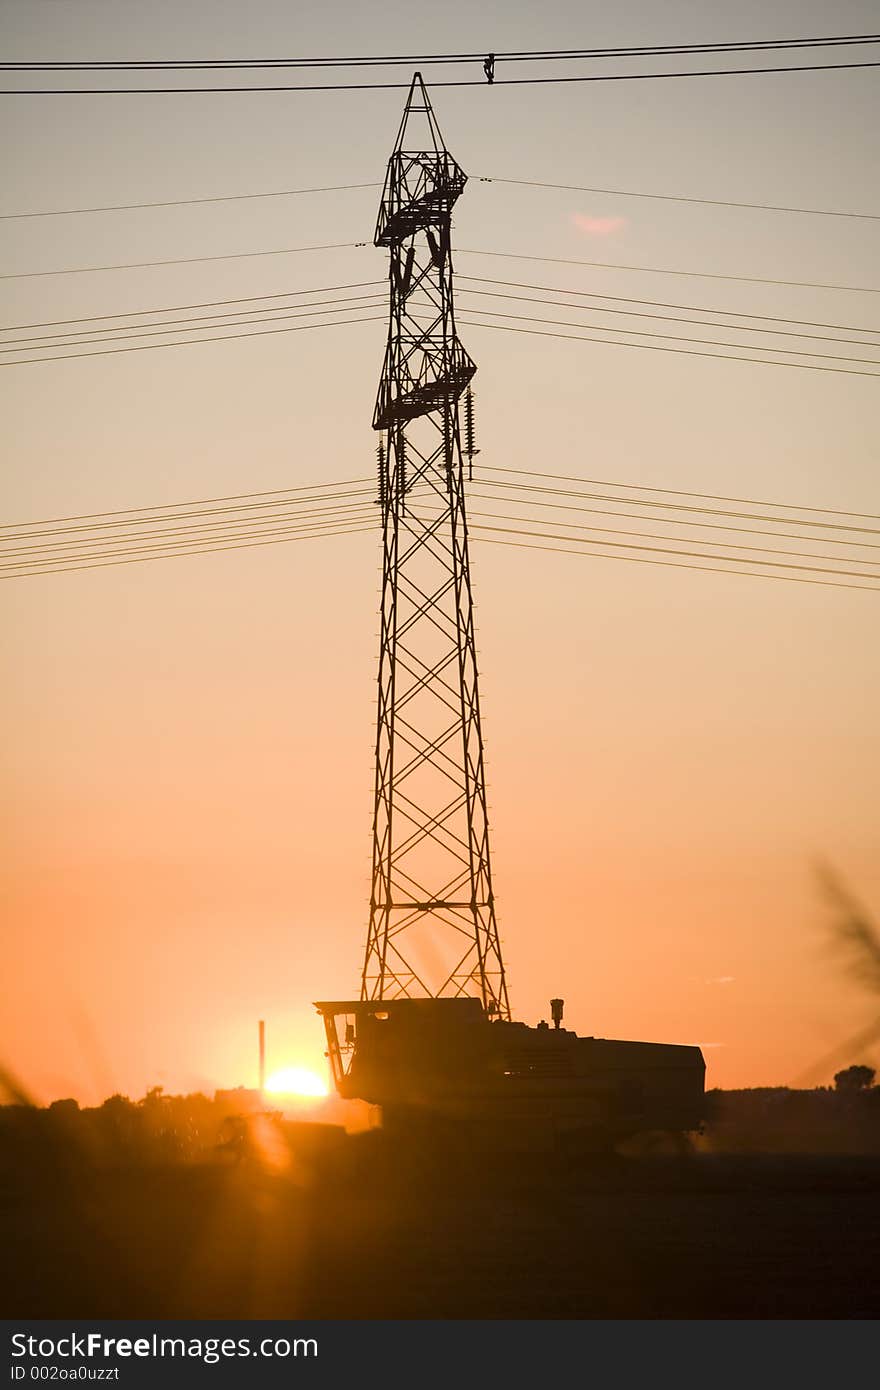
264,1066,329,1099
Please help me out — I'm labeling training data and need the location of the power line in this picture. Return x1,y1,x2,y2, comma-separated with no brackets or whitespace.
1,295,387,350
457,275,879,337
4,171,875,224
0,520,378,580
8,240,876,296
15,289,874,358
12,494,872,572
478,176,880,222
31,290,876,376
479,465,880,521
7,469,877,589
457,249,880,294
466,520,880,581
6,470,874,614
456,507,880,568
1,493,376,542
0,183,379,221
477,479,880,534
0,511,380,570
474,534,880,593
8,35,880,69
459,315,880,378
7,500,875,586
457,287,880,349
9,482,876,575
466,493,880,550
456,304,880,365
415,494,880,557
6,469,873,536
8,274,871,341
8,519,875,590
0,281,385,332
4,60,880,94
0,241,366,281
0,312,383,367
5,274,874,378
1,501,379,553
0,477,373,530
0,496,380,548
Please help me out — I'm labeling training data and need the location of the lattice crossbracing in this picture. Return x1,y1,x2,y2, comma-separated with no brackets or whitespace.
362,74,510,1018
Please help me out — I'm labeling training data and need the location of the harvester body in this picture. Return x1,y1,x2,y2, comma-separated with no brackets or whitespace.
316,998,704,1144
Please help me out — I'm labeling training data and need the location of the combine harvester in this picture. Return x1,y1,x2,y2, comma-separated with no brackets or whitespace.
316,74,705,1152
316,997,704,1151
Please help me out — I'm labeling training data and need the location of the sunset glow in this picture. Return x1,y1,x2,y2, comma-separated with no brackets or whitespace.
2,10,877,1114
264,1066,329,1099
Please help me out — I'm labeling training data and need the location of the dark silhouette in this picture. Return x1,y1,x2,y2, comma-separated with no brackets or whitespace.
2,1083,879,1319
835,1064,876,1092
315,997,705,1151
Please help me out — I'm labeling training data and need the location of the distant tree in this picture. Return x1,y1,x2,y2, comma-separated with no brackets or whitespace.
833,1064,876,1092
99,1092,134,1120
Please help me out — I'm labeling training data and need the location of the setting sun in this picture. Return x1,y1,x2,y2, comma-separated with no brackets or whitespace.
263,1066,329,1099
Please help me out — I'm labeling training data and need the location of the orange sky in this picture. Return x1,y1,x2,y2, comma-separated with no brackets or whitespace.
2,1,879,1102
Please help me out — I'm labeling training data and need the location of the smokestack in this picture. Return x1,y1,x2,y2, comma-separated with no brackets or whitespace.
258,1020,266,1091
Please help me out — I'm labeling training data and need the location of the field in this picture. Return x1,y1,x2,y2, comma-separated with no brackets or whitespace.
3,1141,879,1319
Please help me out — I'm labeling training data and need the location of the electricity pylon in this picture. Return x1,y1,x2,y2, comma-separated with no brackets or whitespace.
361,73,510,1018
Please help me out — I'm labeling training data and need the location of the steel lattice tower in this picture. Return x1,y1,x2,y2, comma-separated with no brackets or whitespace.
361,74,510,1019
